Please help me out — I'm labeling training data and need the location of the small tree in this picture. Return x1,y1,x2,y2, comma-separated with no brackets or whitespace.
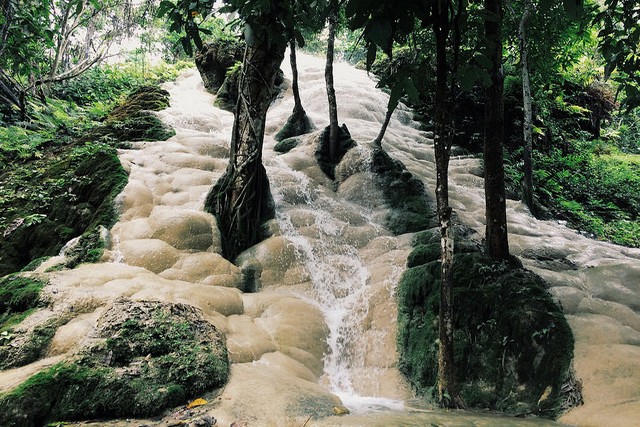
274,0,319,142
325,0,341,162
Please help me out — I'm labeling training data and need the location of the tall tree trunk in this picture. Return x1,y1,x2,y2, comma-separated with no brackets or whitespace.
274,38,314,141
83,18,96,61
205,24,286,260
50,0,75,81
290,39,303,114
0,0,13,60
325,0,340,162
519,0,534,212
433,0,457,408
483,0,510,260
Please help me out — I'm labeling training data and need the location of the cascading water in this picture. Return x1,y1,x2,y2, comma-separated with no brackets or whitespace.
266,153,403,412
2,50,639,427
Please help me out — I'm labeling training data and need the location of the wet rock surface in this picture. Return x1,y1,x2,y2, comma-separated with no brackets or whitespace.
0,299,229,427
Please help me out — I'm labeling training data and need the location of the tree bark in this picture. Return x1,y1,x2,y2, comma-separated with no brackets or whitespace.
325,0,340,162
373,107,393,147
433,0,457,408
483,0,510,260
290,38,303,114
274,38,313,142
519,0,534,212
205,23,286,260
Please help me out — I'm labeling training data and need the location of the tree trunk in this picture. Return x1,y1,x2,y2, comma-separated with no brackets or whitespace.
291,38,303,114
433,0,457,409
274,38,314,141
205,24,286,260
84,18,96,61
325,0,340,162
0,70,25,116
519,0,534,212
373,107,393,147
483,0,510,260
50,0,75,81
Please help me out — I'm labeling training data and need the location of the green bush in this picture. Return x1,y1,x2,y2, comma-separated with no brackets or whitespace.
531,146,640,247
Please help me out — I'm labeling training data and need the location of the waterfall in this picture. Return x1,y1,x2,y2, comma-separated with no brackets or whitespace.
2,51,639,427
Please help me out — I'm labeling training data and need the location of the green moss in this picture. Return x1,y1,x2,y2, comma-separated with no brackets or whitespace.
398,244,575,418
0,300,229,427
20,257,49,272
274,136,302,153
107,86,171,121
0,319,59,369
275,108,314,142
315,124,357,180
370,148,437,234
0,275,45,317
83,111,175,143
79,85,174,144
0,144,127,276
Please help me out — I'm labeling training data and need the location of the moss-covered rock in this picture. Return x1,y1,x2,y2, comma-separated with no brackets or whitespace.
315,124,357,180
0,299,229,427
397,237,576,418
195,39,246,93
0,83,168,275
0,275,57,369
0,316,59,370
274,107,314,142
82,85,174,144
0,145,127,276
370,148,437,234
107,85,171,120
274,136,302,154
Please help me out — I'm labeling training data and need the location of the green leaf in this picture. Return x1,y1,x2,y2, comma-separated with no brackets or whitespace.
562,0,582,19
404,77,419,102
157,0,175,18
181,37,193,56
365,18,392,52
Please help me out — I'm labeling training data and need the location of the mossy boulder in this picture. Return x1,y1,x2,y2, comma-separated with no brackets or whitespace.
370,148,437,234
0,275,46,331
0,146,127,276
195,38,246,93
82,85,174,143
0,275,57,369
315,124,357,180
274,107,315,142
274,136,302,154
0,299,229,427
397,237,576,418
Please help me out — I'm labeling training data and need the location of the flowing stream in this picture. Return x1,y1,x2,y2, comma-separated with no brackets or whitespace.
2,52,639,426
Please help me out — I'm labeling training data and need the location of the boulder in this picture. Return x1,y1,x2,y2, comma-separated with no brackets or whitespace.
195,39,245,93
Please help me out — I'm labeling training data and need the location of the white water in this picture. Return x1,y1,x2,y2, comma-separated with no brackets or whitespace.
2,51,639,427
